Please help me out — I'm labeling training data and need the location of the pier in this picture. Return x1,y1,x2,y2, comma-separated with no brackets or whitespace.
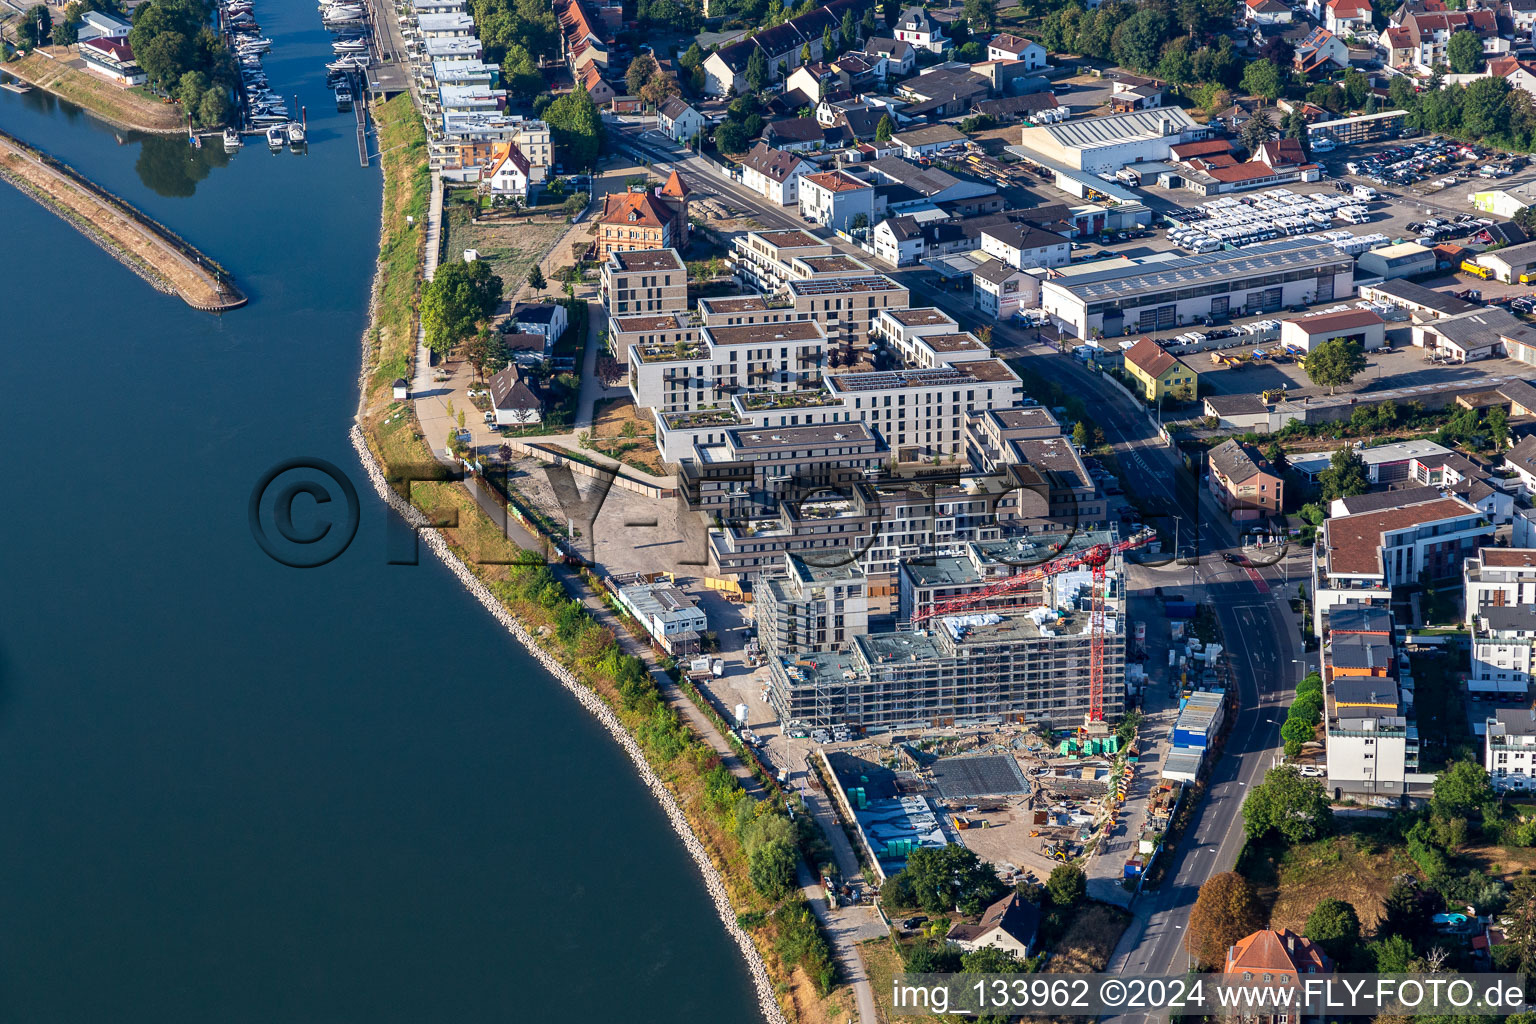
0,128,246,311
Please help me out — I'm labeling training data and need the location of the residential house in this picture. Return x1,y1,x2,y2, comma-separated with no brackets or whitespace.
1206,439,1285,516
557,0,610,74
1244,0,1294,26
866,37,916,76
1224,929,1331,995
1507,0,1536,36
1294,26,1351,73
594,176,690,258
972,259,1035,319
510,301,570,345
489,365,543,426
1387,10,1499,73
871,215,926,266
1463,547,1536,629
1253,137,1312,171
700,0,865,95
1123,338,1197,403
578,62,617,105
1508,434,1536,495
1323,0,1373,36
945,892,1040,957
986,33,1047,68
978,222,1071,269
785,61,836,107
658,97,705,143
484,142,532,196
798,169,876,231
79,38,146,86
763,116,831,151
1490,55,1536,98
739,142,816,205
894,6,946,53
502,331,552,367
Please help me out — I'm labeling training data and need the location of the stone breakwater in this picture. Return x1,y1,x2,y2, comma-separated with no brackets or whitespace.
346,424,787,1024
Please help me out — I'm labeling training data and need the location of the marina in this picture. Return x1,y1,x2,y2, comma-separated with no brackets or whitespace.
221,0,307,152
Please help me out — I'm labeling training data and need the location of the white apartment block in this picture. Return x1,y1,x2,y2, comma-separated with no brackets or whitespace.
1464,548,1536,625
1311,495,1491,638
732,229,835,293
824,359,1025,459
786,274,911,349
1487,707,1536,791
628,320,827,415
1472,604,1536,694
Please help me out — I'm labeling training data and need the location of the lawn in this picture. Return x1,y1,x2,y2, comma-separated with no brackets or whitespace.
367,93,429,401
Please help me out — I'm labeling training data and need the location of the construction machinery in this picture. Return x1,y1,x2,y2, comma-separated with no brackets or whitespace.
910,533,1152,725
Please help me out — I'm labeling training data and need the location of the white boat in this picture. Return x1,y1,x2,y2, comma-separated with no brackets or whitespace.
335,85,353,109
332,40,367,52
266,126,285,148
222,127,242,150
287,122,305,145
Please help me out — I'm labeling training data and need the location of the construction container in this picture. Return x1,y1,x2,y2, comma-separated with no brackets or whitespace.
1172,691,1225,750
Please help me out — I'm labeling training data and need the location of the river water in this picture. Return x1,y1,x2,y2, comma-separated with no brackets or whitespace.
0,6,760,1021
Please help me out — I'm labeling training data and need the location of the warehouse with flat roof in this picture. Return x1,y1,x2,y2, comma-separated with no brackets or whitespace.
1040,239,1355,340
1016,107,1204,173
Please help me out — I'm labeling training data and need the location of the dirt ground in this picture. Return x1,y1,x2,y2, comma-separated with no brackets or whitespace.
588,397,665,475
0,135,232,308
1047,903,1130,972
439,202,568,315
7,50,183,132
1260,834,1417,933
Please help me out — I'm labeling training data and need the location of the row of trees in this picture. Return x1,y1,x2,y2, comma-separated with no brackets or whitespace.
421,259,505,357
1279,672,1323,758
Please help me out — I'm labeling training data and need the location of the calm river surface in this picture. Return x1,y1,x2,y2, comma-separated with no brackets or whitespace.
0,5,760,1021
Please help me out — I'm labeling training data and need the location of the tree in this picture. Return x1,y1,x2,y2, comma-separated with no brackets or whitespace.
1381,878,1432,939
640,69,680,107
1318,447,1369,501
1447,29,1483,74
544,85,602,171
1505,874,1536,972
196,86,227,128
421,259,505,355
177,69,209,108
1304,336,1367,394
1240,108,1278,152
1187,872,1265,969
850,212,869,230
625,53,659,96
875,113,894,142
527,264,546,293
54,15,79,45
1369,933,1416,972
714,120,750,152
1432,760,1494,821
888,845,1007,915
746,47,770,92
1304,899,1362,966
963,0,995,33
1111,9,1169,73
1158,39,1193,92
1072,421,1091,449
501,43,544,102
1241,58,1283,102
1488,405,1509,451
800,41,812,64
841,8,858,48
1242,764,1332,844
563,193,588,217
960,944,1025,973
1045,863,1086,907
465,328,507,380
1286,107,1311,160
136,30,192,90
26,3,51,43
822,25,834,58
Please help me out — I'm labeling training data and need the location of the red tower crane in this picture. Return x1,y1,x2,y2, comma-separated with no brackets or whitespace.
910,533,1150,723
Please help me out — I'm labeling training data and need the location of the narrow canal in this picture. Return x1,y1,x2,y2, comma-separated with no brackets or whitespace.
0,3,762,1020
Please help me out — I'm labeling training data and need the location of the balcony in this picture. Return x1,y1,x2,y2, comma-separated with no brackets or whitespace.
738,388,840,411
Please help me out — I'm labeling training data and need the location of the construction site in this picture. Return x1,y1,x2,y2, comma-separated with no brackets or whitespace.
767,534,1149,736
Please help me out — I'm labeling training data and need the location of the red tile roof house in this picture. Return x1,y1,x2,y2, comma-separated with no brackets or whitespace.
1224,930,1332,1023
79,38,148,86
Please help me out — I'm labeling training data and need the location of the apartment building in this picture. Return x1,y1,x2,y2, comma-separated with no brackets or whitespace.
1471,604,1536,695
898,530,1121,623
1207,438,1285,516
1486,707,1536,791
874,306,960,356
607,312,697,370
786,274,911,350
798,170,876,232
757,554,871,656
627,320,827,415
824,359,1025,459
1324,605,1418,803
1311,495,1491,637
767,601,1124,732
732,229,836,293
678,422,886,514
1464,548,1536,625
600,248,688,315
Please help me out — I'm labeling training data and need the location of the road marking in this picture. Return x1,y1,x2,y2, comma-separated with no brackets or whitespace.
1245,566,1270,593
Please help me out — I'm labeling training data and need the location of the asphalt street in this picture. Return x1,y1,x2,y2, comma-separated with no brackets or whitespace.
607,119,1315,1005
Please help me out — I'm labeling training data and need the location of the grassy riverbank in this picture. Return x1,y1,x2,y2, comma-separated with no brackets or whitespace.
356,96,840,1021
366,93,429,400
5,50,184,133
